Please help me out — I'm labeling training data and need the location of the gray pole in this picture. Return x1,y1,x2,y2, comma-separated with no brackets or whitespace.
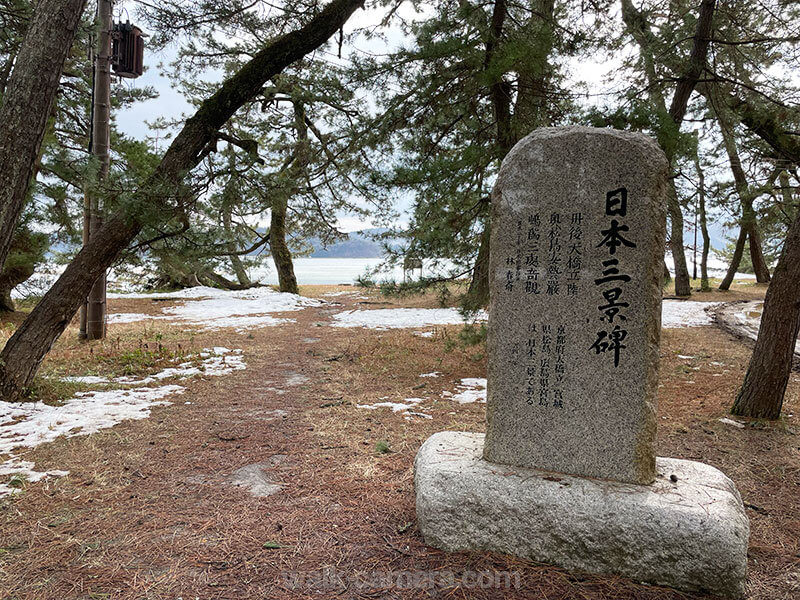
86,0,112,340
693,202,698,281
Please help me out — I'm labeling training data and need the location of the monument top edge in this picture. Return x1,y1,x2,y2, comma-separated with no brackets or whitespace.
504,126,668,169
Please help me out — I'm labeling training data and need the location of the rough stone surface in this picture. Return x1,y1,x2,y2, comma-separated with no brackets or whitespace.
416,432,749,599
485,126,668,484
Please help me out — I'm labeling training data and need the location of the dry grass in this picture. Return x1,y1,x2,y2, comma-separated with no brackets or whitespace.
664,278,769,302
0,282,797,599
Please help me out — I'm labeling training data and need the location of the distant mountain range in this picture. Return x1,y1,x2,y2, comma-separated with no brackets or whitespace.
308,228,399,258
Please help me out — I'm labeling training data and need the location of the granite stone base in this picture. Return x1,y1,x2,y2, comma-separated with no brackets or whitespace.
415,432,749,599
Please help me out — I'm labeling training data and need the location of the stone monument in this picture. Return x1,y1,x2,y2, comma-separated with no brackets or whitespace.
414,127,749,598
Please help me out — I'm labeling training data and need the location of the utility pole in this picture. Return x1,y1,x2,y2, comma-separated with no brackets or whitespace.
82,0,112,340
692,204,698,281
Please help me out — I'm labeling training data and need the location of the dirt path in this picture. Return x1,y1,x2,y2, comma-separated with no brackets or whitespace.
1,289,798,599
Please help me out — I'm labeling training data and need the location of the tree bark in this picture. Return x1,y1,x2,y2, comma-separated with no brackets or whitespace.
0,0,88,272
714,90,800,167
668,182,692,296
695,152,711,291
269,95,312,296
732,213,800,418
716,110,771,284
0,0,365,402
269,194,298,294
779,170,799,223
223,208,252,288
720,225,747,291
621,0,716,297
221,151,252,288
747,224,771,283
511,0,556,141
0,258,36,313
466,223,491,312
704,73,800,419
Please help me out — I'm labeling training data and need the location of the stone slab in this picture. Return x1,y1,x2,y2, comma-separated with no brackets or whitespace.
416,432,749,599
485,126,669,484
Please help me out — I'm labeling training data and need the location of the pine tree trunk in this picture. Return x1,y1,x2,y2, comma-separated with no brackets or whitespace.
668,182,692,296
0,211,139,401
779,170,798,222
621,0,715,298
717,111,771,285
227,241,252,288
269,195,298,295
747,223,771,283
720,225,747,291
695,152,711,291
0,0,88,272
0,0,365,402
0,258,37,313
221,163,252,288
732,213,800,419
465,224,491,311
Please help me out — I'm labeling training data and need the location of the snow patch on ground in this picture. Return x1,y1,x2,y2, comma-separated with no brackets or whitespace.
332,302,716,330
106,286,321,332
404,411,433,421
356,397,431,420
665,252,756,280
62,375,111,385
724,301,800,356
0,385,184,455
661,301,721,328
331,308,487,329
1,348,248,497
107,313,154,324
0,457,70,497
321,290,363,298
420,372,441,378
63,348,246,387
441,378,487,404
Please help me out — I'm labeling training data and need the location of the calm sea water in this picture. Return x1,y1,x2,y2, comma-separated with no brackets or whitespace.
251,257,434,286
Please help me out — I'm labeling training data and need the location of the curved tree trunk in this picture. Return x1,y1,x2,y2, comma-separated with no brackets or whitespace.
779,170,798,223
621,0,716,298
0,0,88,273
268,93,313,296
720,225,748,291
668,182,692,296
717,109,771,285
732,212,800,419
0,262,36,313
221,156,252,288
747,223,771,283
465,224,491,311
269,194,298,294
695,151,711,291
0,0,366,403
